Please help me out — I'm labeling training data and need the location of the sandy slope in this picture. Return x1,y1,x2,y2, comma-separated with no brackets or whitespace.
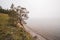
23,24,47,40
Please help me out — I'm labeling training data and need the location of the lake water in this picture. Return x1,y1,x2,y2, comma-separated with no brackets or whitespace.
27,18,60,40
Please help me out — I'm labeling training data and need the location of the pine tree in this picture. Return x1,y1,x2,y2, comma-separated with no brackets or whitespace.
8,4,29,27
0,6,2,9
10,3,14,10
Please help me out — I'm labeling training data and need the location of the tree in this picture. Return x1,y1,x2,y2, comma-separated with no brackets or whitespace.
10,3,14,10
15,6,29,25
0,6,2,9
8,4,18,27
9,4,29,27
20,7,29,24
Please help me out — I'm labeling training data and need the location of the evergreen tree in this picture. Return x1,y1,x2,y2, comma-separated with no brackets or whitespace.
0,6,2,9
10,3,14,10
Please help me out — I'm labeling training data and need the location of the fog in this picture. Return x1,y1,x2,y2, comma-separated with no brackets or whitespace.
26,18,60,40
0,0,60,40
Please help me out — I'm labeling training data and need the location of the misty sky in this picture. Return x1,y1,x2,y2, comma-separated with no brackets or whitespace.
0,0,60,18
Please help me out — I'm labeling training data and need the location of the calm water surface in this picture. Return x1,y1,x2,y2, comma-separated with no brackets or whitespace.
27,18,60,40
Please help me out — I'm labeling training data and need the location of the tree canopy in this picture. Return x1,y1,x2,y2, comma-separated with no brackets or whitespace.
0,4,29,26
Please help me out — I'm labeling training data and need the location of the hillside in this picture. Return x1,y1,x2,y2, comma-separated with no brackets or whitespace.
0,13,33,40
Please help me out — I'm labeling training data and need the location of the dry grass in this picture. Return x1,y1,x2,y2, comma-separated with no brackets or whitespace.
0,13,33,40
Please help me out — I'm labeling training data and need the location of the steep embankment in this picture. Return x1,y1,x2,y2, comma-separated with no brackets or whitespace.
0,13,33,40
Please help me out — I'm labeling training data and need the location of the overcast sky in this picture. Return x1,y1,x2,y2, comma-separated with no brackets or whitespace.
0,0,60,18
